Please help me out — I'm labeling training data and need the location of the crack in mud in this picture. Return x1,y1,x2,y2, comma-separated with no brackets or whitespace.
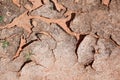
75,35,86,60
18,60,32,72
110,35,120,46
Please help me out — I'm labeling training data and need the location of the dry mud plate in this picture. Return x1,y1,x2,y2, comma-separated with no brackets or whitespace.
0,0,120,80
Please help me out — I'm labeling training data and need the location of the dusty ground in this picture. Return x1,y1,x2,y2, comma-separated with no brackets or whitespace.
0,0,120,80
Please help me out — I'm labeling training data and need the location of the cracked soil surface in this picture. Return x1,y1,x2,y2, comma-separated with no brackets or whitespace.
0,0,120,80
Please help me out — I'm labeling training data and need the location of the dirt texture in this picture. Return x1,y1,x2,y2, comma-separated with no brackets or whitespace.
0,0,120,80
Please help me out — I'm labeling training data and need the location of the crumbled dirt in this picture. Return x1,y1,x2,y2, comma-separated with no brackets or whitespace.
0,0,120,80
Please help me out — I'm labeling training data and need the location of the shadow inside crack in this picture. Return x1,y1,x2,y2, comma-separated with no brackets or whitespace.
66,13,76,28
84,59,95,71
18,60,32,72
75,34,86,59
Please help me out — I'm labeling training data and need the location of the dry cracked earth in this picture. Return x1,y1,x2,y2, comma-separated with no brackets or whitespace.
0,0,120,80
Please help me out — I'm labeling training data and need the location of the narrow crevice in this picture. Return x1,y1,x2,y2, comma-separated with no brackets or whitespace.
41,0,44,4
66,13,76,28
84,59,95,71
18,60,32,72
75,35,86,59
24,32,43,49
49,0,59,11
35,33,43,40
51,49,56,63
30,19,33,26
110,35,120,46
22,39,38,49
55,13,76,34
30,19,34,31
84,46,96,71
